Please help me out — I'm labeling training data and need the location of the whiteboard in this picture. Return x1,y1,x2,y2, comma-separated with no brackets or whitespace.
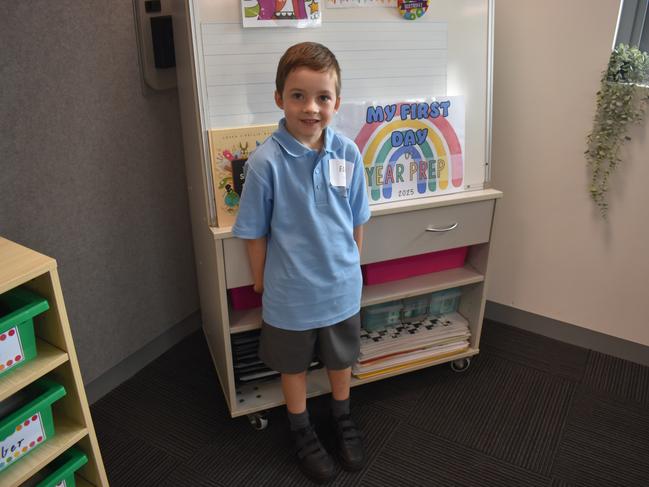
189,0,493,220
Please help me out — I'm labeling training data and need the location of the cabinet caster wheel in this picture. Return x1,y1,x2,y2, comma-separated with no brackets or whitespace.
450,357,471,372
248,412,268,430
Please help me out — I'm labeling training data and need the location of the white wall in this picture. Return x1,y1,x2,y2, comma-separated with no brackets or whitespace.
488,0,649,347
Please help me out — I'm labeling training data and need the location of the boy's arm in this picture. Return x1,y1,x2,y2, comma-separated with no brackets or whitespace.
353,225,364,254
245,237,267,294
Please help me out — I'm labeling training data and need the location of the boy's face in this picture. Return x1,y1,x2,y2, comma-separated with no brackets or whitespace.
275,67,340,150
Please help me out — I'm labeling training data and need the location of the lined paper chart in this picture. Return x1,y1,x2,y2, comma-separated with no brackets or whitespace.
200,21,447,128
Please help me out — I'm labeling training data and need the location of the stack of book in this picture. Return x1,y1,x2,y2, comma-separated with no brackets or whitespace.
352,312,471,380
232,331,279,384
232,330,321,384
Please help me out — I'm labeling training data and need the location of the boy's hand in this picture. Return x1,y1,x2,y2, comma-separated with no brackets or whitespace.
253,282,264,294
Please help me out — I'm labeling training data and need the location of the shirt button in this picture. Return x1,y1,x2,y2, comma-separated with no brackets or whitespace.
315,169,320,174
316,185,321,190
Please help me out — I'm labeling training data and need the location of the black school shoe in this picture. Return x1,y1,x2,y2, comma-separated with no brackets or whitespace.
292,424,336,483
332,414,365,471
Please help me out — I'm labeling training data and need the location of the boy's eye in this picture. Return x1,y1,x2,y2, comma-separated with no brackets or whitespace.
291,93,303,100
319,95,331,102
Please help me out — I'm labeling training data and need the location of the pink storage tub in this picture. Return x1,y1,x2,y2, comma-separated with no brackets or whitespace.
228,285,262,310
362,247,468,286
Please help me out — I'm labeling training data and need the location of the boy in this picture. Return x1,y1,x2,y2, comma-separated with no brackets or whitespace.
232,42,370,483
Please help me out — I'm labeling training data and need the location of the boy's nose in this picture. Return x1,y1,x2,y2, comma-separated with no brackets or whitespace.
303,98,318,113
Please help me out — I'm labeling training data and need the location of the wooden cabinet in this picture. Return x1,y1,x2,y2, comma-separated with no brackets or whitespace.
205,189,501,420
0,238,108,487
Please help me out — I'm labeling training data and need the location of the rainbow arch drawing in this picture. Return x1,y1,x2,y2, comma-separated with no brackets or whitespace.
354,103,464,202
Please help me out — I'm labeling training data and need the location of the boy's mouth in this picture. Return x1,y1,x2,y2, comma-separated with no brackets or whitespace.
300,118,320,125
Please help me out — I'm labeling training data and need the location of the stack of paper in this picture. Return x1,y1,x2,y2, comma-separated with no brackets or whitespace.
352,312,471,379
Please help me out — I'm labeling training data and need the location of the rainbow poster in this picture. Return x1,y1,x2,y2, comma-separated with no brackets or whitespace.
332,97,465,205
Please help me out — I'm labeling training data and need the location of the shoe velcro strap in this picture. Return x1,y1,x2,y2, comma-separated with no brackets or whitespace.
336,416,362,440
295,429,327,459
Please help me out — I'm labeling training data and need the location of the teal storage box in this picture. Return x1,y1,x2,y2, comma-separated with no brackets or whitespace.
0,378,66,471
362,301,403,331
429,288,462,316
0,287,49,376
401,294,430,321
33,447,88,487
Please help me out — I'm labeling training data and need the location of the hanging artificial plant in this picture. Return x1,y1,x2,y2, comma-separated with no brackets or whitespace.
585,44,649,217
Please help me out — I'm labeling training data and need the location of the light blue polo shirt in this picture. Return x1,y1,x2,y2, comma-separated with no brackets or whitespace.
232,119,371,331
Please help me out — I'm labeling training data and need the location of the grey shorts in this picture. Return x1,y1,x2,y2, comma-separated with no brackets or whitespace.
258,313,361,374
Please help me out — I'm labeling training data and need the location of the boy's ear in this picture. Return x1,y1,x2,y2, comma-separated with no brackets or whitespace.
334,96,341,112
274,91,284,110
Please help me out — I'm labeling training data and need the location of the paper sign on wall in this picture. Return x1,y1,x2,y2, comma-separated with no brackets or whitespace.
242,1,321,28
332,97,465,205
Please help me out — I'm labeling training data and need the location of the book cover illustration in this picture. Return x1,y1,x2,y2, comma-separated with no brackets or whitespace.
242,0,321,28
208,124,277,228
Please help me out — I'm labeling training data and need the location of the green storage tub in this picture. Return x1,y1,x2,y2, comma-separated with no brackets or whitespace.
429,288,462,316
0,378,66,471
34,447,89,487
362,301,403,332
0,287,49,376
401,294,430,321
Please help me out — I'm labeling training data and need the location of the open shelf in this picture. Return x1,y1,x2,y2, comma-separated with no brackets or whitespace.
361,265,484,307
229,306,263,334
0,240,53,295
228,265,484,334
76,475,97,487
0,339,69,401
231,347,478,418
0,415,87,487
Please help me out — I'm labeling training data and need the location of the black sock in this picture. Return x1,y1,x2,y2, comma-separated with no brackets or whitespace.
287,409,310,431
331,396,350,419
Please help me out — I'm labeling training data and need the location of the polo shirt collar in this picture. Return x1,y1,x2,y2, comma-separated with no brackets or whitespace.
273,118,338,157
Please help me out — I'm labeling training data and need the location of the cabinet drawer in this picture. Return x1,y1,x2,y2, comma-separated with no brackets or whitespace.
223,199,494,288
361,200,494,264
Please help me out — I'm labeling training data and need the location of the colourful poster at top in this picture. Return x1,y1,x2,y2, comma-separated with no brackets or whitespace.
332,97,465,205
242,1,321,28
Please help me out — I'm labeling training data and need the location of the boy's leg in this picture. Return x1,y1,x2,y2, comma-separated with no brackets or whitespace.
281,371,308,414
326,366,364,471
282,371,336,482
327,367,351,402
319,315,366,472
327,367,352,418
258,323,335,483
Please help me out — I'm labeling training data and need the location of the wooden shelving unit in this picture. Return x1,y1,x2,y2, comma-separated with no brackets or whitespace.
212,191,501,420
0,237,109,487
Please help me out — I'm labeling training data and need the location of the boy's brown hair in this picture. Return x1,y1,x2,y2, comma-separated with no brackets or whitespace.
275,42,341,97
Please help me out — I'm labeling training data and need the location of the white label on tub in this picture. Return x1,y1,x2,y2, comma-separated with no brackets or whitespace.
0,412,46,470
0,326,25,373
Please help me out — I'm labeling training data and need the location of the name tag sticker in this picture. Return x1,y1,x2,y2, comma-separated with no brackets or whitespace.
329,159,347,187
346,161,354,187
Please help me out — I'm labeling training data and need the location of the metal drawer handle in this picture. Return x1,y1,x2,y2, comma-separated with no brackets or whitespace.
426,222,458,233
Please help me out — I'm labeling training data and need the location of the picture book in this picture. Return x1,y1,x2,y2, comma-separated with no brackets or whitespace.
208,124,277,228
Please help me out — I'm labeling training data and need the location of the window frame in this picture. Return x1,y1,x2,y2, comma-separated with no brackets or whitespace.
616,0,649,51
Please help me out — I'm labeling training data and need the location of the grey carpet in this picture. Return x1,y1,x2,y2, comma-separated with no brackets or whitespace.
91,320,649,486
